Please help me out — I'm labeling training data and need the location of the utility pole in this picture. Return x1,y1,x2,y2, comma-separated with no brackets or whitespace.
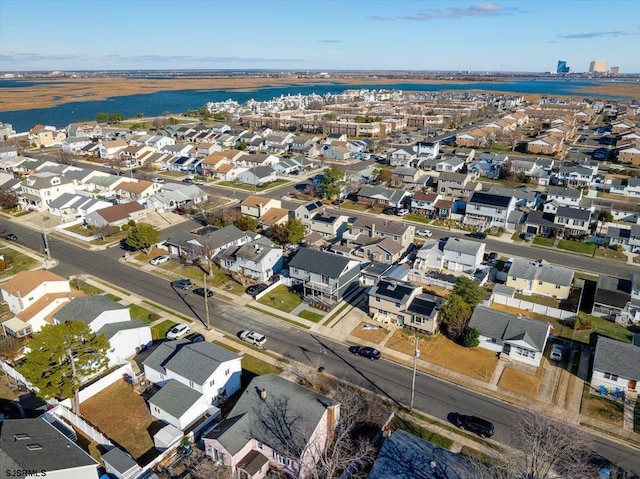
410,336,420,412
42,214,51,262
203,273,210,330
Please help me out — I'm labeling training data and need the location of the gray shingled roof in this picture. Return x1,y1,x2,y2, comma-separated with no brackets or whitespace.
54,296,128,325
507,258,574,287
204,374,337,456
443,237,482,256
101,447,139,475
289,248,354,278
593,336,640,381
149,379,203,419
100,318,148,340
0,417,98,472
548,186,581,199
468,306,550,351
143,340,240,385
555,206,591,221
594,275,632,308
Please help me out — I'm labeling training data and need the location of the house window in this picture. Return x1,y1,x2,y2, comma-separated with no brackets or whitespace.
189,381,194,388
538,281,543,286
225,368,230,375
153,406,160,413
395,302,400,308
555,285,561,289
209,379,215,387
514,347,535,359
375,297,380,302
257,441,263,450
211,448,226,463
604,372,619,381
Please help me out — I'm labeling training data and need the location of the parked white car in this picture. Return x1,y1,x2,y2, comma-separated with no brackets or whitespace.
396,209,409,217
149,255,171,265
239,330,267,347
166,323,190,340
416,229,432,237
550,344,565,362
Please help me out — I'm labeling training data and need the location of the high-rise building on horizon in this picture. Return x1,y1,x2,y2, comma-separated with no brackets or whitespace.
589,60,607,73
609,66,620,75
557,60,570,74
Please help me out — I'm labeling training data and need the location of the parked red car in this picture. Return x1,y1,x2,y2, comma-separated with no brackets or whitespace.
172,208,186,215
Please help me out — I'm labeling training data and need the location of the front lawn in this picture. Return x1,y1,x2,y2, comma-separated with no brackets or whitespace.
498,366,542,398
297,310,324,323
151,319,177,340
511,232,524,242
128,304,160,323
406,214,431,225
350,321,390,344
391,416,453,450
338,200,369,212
257,285,302,313
557,240,596,255
532,236,555,247
81,380,159,460
70,280,104,296
386,331,497,382
0,247,40,279
594,246,628,262
580,385,624,427
217,179,289,192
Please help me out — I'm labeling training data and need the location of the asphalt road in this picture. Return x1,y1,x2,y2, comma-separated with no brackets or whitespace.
4,220,640,473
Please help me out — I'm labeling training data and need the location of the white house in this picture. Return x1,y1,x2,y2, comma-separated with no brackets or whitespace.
468,306,551,367
53,296,152,367
99,140,128,160
217,236,284,282
413,237,485,274
463,191,517,229
240,195,282,218
591,336,640,396
19,172,75,210
144,340,242,429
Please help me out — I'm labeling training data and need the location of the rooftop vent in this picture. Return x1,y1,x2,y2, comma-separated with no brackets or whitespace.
26,444,42,451
14,433,30,441
260,388,267,401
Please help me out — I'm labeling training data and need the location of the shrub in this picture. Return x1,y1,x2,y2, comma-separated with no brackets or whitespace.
120,223,129,231
148,313,160,322
461,327,480,348
127,219,136,227
0,259,5,271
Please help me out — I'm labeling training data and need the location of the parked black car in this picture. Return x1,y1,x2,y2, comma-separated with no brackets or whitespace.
246,283,269,297
185,333,205,343
455,415,494,438
486,252,498,262
348,345,381,360
193,287,214,298
171,279,192,290
2,234,17,241
467,231,487,240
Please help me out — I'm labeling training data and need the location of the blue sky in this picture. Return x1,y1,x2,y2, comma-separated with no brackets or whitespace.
1,0,638,73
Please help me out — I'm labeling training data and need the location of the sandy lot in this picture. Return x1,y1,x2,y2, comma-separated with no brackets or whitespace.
2,75,638,112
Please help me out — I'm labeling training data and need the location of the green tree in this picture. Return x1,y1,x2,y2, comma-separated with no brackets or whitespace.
108,113,124,123
373,168,392,185
269,218,305,245
233,215,259,232
322,113,337,121
19,321,110,412
238,140,248,151
440,294,472,339
319,165,345,200
136,112,144,118
453,277,485,306
125,223,159,255
597,210,613,235
461,327,480,348
95,112,109,123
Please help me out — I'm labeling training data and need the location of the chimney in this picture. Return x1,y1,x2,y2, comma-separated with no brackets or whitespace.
260,388,267,401
371,222,376,237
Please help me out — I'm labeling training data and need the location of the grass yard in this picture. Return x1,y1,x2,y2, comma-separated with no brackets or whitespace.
391,416,453,450
350,321,390,344
511,232,524,242
217,179,289,192
151,319,177,340
257,285,302,313
386,331,498,382
594,246,628,262
143,301,193,323
70,280,104,296
65,223,95,237
129,303,161,323
105,294,122,302
634,255,640,265
498,366,542,398
406,214,431,224
580,385,624,427
514,292,561,309
0,247,40,279
532,236,555,247
557,240,596,255
297,310,324,323
80,380,159,460
338,200,369,212
242,354,282,377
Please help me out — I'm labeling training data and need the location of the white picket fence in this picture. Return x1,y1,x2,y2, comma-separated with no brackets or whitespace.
48,405,114,447
78,363,134,403
54,219,100,242
490,293,577,321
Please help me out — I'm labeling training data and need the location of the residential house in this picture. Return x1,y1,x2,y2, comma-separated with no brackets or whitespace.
309,212,349,239
455,128,494,148
259,208,290,229
235,153,279,168
526,135,563,155
605,226,640,252
410,192,441,217
236,166,277,186
468,306,551,367
619,147,640,166
85,174,130,198
437,172,479,198
0,270,73,338
0,144,19,159
610,201,640,224
356,184,411,208
115,180,160,203
0,417,100,479
203,374,339,479
505,258,574,299
0,122,16,140
117,144,155,166
195,142,221,158
609,178,640,197
391,167,424,189
555,164,594,188
47,193,112,220
369,429,478,479
435,156,465,173
101,448,141,479
29,124,66,148
263,133,293,154
554,206,591,237
159,143,194,157
368,278,441,333
292,200,325,230
146,183,208,212
19,172,75,210
240,195,282,219
590,336,640,395
345,216,415,248
165,225,255,260
591,274,640,324
54,296,152,366
66,121,102,138
413,237,485,274
144,340,242,429
523,210,562,237
99,139,128,160
463,191,517,229
467,154,507,179
389,147,417,167
487,186,540,209
547,186,582,207
288,248,360,307
84,201,146,227
217,236,284,282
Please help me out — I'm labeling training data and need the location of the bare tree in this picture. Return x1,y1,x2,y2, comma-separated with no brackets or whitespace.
473,410,598,479
185,457,231,479
183,238,218,276
94,224,118,240
0,335,23,385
